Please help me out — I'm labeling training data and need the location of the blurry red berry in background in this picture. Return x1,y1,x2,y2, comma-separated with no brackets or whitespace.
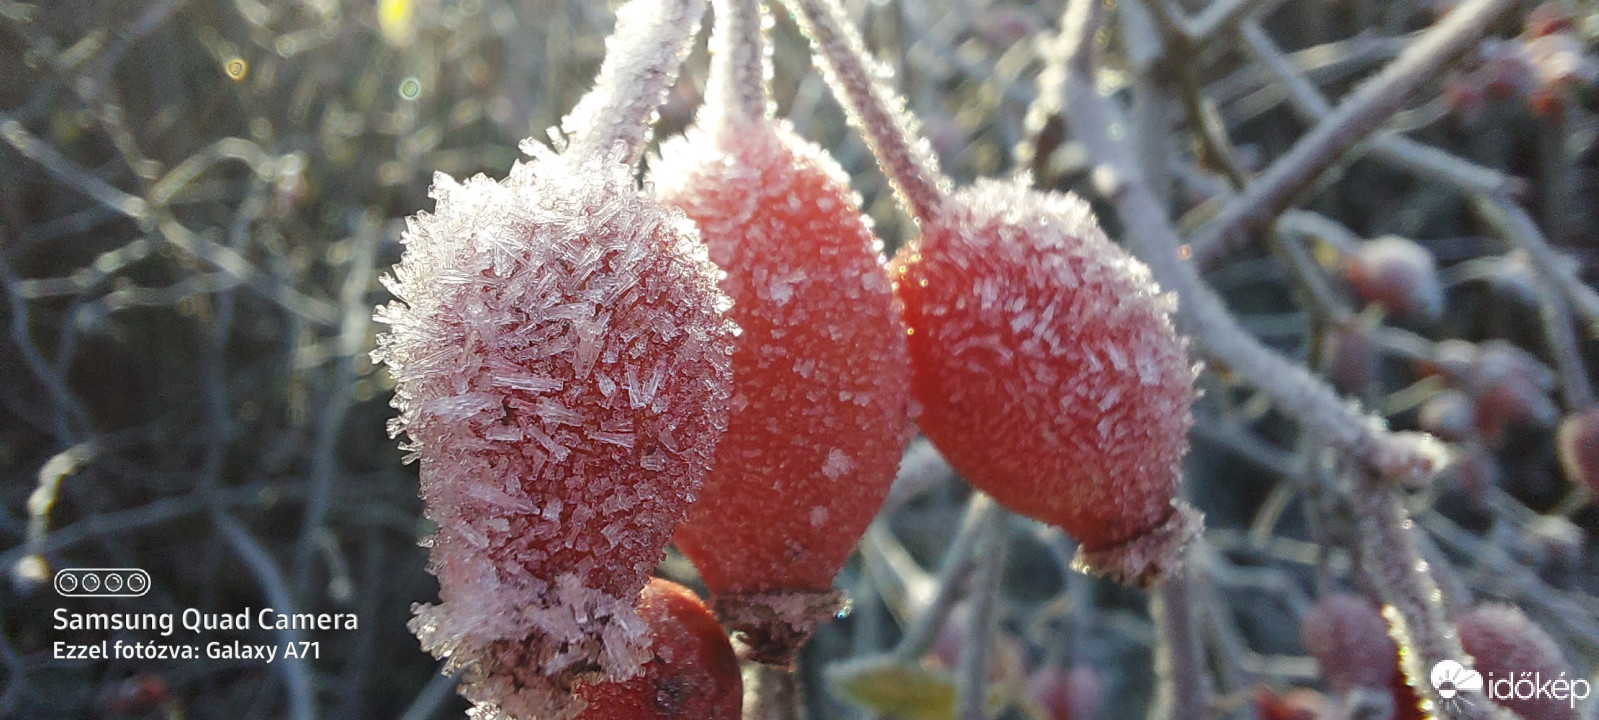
1345,236,1444,323
1023,665,1104,720
1458,604,1575,720
1324,322,1379,394
1252,686,1325,720
1525,2,1575,37
1301,594,1400,692
574,578,742,720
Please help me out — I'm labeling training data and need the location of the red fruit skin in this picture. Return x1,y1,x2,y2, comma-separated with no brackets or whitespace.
1388,671,1428,720
1251,686,1324,720
1345,236,1443,322
1525,3,1574,37
1470,341,1558,444
1458,604,1575,720
890,182,1195,572
1024,666,1104,720
1556,407,1599,496
655,118,913,595
377,153,736,719
1301,594,1399,692
574,579,742,720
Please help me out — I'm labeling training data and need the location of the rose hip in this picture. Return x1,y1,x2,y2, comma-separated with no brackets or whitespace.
652,0,912,664
572,579,742,720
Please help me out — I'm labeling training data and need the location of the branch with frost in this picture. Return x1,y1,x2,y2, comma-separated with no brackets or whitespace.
1347,470,1516,720
953,509,1006,720
1148,563,1210,720
1046,0,1446,485
1235,20,1527,200
1183,0,1525,267
1237,19,1596,407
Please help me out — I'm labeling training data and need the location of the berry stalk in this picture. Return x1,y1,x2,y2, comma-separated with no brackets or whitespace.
561,0,708,166
778,0,948,220
705,0,770,126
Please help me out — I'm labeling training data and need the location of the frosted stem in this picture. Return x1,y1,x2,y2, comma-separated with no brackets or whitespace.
562,0,707,166
707,0,770,124
780,0,949,220
1148,558,1209,720
954,509,1006,720
1350,477,1515,720
744,662,805,720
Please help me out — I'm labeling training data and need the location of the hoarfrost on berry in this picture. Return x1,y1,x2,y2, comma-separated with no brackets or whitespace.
374,148,734,719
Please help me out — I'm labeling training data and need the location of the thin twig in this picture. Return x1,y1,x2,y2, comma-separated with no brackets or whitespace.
954,508,1006,720
1185,0,1523,266
214,512,319,720
1473,198,1599,402
293,213,378,594
1148,559,1211,720
892,495,1000,663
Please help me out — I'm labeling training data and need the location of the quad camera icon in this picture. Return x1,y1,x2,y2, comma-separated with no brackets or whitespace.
54,568,151,597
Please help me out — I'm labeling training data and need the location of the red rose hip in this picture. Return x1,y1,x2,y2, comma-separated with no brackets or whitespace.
573,578,743,720
654,0,912,663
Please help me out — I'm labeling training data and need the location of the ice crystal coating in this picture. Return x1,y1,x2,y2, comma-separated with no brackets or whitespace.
890,180,1198,584
1346,236,1444,322
1458,604,1575,720
654,117,912,599
1556,406,1599,496
1301,594,1400,692
374,147,735,720
568,578,743,720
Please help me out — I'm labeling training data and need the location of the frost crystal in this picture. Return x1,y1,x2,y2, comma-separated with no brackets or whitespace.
374,146,734,719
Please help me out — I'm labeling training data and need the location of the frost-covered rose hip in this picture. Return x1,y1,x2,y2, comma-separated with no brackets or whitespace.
1345,236,1444,322
784,0,1199,585
1458,604,1574,720
375,0,733,716
1300,594,1399,692
653,0,912,663
890,185,1199,584
572,579,742,720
